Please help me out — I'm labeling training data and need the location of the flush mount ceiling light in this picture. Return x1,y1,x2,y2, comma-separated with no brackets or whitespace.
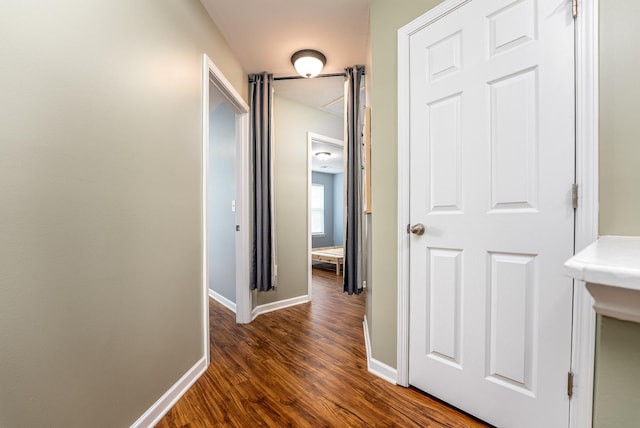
315,151,331,161
291,49,327,78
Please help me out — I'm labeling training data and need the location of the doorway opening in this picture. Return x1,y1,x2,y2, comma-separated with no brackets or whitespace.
308,133,345,301
207,80,240,312
201,55,251,364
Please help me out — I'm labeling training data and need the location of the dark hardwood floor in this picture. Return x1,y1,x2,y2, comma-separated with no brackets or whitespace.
157,268,489,427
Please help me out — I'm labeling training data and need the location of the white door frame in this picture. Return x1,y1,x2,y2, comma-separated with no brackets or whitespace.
396,1,598,427
202,54,251,366
570,0,599,426
307,132,345,300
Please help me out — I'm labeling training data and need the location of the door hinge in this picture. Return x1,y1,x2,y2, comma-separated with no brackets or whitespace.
572,0,578,18
572,183,578,209
567,371,575,399
407,223,411,234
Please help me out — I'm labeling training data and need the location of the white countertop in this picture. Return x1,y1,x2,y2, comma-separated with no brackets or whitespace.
565,236,640,290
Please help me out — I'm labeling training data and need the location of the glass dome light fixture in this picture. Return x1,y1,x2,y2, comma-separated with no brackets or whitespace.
315,151,331,161
291,49,327,78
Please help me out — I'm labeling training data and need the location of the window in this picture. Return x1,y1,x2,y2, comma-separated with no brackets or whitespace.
311,184,325,236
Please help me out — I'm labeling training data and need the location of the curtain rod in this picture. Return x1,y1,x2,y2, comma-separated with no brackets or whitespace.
249,67,364,83
273,72,346,81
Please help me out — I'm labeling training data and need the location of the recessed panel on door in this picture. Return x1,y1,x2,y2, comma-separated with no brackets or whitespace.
488,0,537,57
428,248,463,368
487,252,537,395
427,31,462,81
489,68,538,212
428,94,463,214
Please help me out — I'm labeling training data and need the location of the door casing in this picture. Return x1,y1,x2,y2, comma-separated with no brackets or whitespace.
396,1,599,427
202,55,252,365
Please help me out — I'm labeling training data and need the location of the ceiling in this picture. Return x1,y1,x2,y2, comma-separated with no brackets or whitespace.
200,0,370,111
273,76,344,116
312,140,344,175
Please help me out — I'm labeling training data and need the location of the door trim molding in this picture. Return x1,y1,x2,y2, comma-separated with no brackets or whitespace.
202,56,252,359
570,0,599,426
307,132,313,302
396,2,599,427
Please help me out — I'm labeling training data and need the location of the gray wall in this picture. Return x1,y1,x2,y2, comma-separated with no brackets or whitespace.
258,95,342,305
594,0,640,425
599,0,640,236
208,99,237,303
0,1,246,427
594,316,640,427
333,173,344,246
311,171,335,248
368,0,444,366
364,20,374,333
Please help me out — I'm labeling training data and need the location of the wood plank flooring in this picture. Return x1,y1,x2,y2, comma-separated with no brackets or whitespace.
157,268,490,427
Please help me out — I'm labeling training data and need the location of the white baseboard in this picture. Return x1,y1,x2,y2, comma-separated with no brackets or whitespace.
208,289,237,313
252,295,309,320
363,315,398,385
130,356,207,428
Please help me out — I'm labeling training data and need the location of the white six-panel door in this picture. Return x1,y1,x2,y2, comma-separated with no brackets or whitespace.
408,0,575,426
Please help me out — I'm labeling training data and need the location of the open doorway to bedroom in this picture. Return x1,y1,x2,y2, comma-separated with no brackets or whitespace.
308,133,345,299
310,134,344,251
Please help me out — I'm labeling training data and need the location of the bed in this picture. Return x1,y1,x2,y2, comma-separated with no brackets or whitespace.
311,246,344,275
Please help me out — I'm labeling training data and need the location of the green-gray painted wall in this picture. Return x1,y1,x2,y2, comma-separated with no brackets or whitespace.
0,1,245,426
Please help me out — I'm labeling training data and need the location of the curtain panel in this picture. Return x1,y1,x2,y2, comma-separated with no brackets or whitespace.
343,65,365,295
249,72,277,292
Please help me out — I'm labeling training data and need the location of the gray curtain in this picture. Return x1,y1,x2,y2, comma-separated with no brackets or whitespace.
249,72,277,291
343,65,365,295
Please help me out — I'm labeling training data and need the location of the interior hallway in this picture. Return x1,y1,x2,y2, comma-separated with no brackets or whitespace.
158,268,490,427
